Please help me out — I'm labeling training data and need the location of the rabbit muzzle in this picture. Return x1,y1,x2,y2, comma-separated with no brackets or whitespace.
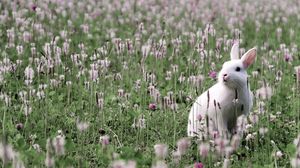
223,74,229,82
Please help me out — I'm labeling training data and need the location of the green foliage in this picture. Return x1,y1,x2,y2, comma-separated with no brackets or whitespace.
0,1,300,167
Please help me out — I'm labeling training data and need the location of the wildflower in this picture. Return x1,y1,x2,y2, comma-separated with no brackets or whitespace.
24,66,34,82
6,28,15,47
133,104,139,110
236,115,247,134
178,73,185,83
31,4,37,11
171,64,179,73
45,138,55,167
137,116,146,128
0,93,11,106
147,73,156,83
118,89,125,97
132,116,146,129
176,137,191,155
66,81,72,86
32,144,41,153
256,86,272,100
215,137,229,155
77,120,89,132
29,134,37,144
80,24,89,33
199,143,210,158
223,158,230,168
12,154,25,168
24,104,32,116
276,27,282,40
43,43,51,57
172,150,181,164
89,68,98,81
16,45,23,55
111,160,126,168
50,79,59,87
211,130,220,139
131,120,136,128
245,124,253,131
231,134,241,150
284,53,293,62
126,160,136,168
154,144,168,159
274,151,283,158
188,75,205,87
276,70,283,81
165,71,172,80
52,135,65,156
31,46,36,56
152,160,168,168
149,103,157,111
0,142,15,164
36,90,45,99
45,152,54,168
245,133,254,141
259,127,268,136
57,130,63,136
100,135,109,148
111,160,136,168
295,66,300,84
39,84,48,90
97,98,104,110
142,45,151,58
63,41,70,54
258,101,266,114
249,113,259,124
214,161,222,167
23,31,31,42
209,71,217,79
291,158,300,168
225,146,234,157
134,79,141,90
252,71,259,78
194,162,204,168
15,123,23,130
293,134,300,148
112,152,120,160
269,114,276,122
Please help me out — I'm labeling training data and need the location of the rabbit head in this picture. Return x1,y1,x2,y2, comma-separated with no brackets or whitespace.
218,43,256,89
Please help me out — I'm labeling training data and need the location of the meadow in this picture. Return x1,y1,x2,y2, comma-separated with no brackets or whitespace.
0,0,300,167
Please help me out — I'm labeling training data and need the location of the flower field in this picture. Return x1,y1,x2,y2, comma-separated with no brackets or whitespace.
0,0,300,167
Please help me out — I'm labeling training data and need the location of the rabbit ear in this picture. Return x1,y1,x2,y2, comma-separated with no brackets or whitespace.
241,48,256,68
230,42,239,60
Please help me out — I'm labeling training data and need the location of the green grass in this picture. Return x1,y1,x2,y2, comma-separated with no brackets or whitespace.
0,0,300,167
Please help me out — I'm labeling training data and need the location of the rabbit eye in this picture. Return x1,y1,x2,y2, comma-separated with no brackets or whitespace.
235,67,241,72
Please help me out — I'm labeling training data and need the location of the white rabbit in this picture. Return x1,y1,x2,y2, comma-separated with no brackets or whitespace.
187,43,256,139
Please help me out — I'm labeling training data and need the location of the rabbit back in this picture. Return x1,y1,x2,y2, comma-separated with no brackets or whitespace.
187,83,252,138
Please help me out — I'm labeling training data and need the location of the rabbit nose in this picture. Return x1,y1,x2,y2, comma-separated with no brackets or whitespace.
223,74,229,81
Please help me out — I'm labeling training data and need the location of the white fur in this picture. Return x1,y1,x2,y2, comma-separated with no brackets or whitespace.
187,45,256,139
230,42,239,60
